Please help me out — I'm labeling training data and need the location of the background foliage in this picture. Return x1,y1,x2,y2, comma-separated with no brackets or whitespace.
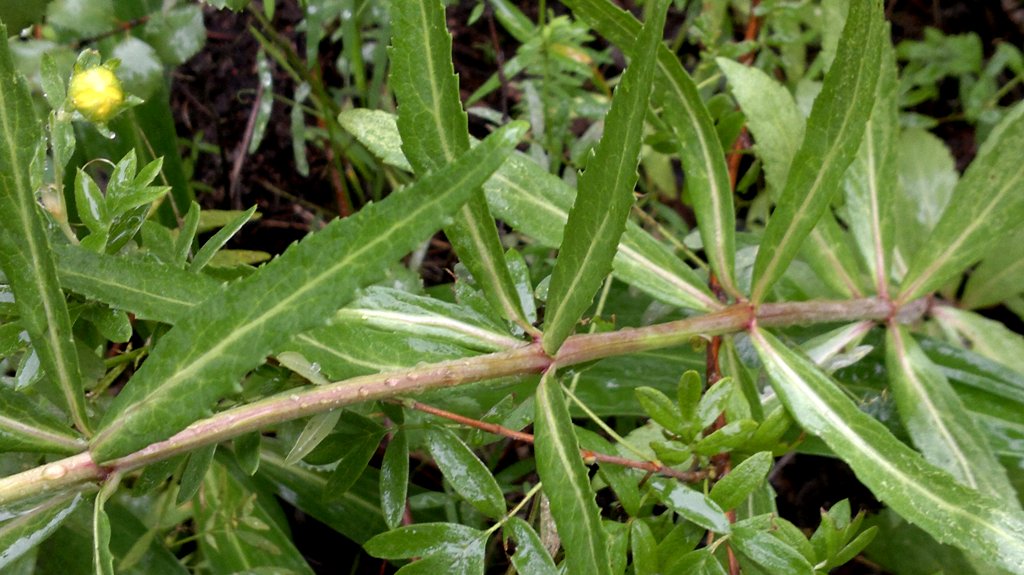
1,0,1023,573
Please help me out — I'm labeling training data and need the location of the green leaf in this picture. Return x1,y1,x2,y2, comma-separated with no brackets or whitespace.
323,429,385,498
425,427,505,519
751,327,1024,572
380,429,409,530
629,520,659,575
564,0,737,297
365,523,486,574
898,100,1024,302
195,461,314,574
886,325,1018,503
233,432,262,476
750,0,884,303
141,5,206,66
933,306,1024,376
190,205,258,272
841,33,899,295
505,517,558,575
731,520,815,575
715,59,801,199
534,368,610,575
0,386,86,454
257,445,387,544
92,476,119,575
635,386,687,436
891,129,957,272
0,491,83,569
651,478,731,533
89,122,525,462
961,227,1024,309
338,108,717,312
708,451,773,512
46,0,113,36
390,0,529,330
176,444,216,505
334,286,521,352
543,0,669,353
56,244,219,325
173,201,201,267
285,411,341,465
0,26,89,433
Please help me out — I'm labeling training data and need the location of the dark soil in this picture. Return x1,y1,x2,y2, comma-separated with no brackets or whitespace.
165,2,1023,573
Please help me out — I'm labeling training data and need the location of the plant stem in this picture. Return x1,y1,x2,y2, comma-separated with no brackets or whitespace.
0,296,921,507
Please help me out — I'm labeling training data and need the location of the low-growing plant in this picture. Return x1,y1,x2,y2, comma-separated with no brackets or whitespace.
1,1,1023,574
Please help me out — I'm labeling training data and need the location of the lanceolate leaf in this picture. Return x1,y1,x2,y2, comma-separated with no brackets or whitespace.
338,109,717,311
56,244,219,325
750,0,884,303
534,368,610,575
564,0,738,297
898,100,1024,303
425,427,506,519
715,58,866,299
885,326,1017,504
842,33,899,295
390,0,529,330
90,123,525,462
0,491,83,570
543,0,669,353
0,386,86,455
505,517,558,575
751,328,1024,572
0,25,89,433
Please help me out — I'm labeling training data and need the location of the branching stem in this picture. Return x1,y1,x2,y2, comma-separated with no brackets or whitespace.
0,296,924,507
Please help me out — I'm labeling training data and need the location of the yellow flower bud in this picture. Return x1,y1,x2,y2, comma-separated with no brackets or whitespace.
69,67,125,123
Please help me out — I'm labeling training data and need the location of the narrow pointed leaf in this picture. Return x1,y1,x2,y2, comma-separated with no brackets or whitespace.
543,0,669,353
176,445,216,505
390,0,528,329
92,476,120,575
0,492,83,569
750,0,884,303
564,0,737,297
715,58,866,298
365,522,486,573
0,386,86,455
731,522,815,575
425,427,505,519
338,109,717,311
190,205,258,272
534,368,610,575
886,325,1017,503
285,411,342,465
90,123,525,462
891,129,958,270
380,429,409,530
0,25,89,433
56,244,219,325
334,286,521,352
899,100,1024,302
933,306,1024,375
751,327,1024,572
842,34,899,295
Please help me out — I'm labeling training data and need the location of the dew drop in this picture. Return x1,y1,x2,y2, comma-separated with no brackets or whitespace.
358,387,370,398
384,378,399,388
309,362,321,375
289,394,300,402
42,464,67,480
